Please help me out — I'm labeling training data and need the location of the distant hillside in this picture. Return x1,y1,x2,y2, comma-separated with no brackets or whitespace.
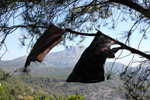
0,46,126,75
43,46,86,67
0,46,86,67
0,56,27,67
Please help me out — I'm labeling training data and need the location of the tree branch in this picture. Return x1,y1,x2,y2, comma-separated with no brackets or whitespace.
109,0,150,18
100,31,150,60
66,28,150,60
66,28,96,36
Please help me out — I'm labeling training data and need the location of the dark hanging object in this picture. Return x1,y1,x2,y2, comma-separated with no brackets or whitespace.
66,31,121,83
24,24,66,68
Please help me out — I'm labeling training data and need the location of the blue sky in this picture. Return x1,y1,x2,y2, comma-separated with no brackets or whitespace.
1,18,150,65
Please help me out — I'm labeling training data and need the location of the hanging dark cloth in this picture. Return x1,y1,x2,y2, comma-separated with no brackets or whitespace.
66,31,120,83
24,25,66,68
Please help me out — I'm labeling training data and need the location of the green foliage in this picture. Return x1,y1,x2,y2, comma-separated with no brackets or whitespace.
40,94,48,100
10,88,17,96
59,94,83,100
9,94,15,100
0,86,6,100
22,96,34,100
68,93,83,100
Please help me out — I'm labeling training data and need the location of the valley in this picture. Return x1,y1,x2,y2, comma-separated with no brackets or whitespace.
0,67,126,100
0,46,127,100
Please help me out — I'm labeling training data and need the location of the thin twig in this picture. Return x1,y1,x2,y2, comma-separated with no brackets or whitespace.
0,42,9,60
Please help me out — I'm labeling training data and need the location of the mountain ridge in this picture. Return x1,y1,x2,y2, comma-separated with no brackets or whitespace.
0,46,125,71
0,46,86,67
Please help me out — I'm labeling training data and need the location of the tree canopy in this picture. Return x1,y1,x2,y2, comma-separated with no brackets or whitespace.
1,0,150,53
